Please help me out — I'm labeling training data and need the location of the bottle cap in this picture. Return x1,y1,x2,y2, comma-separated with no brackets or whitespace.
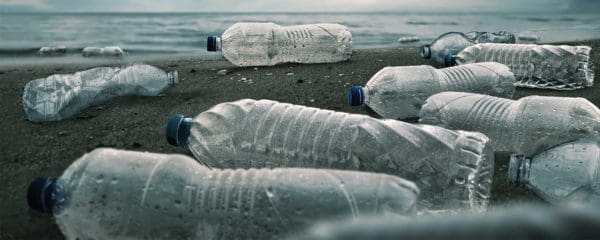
420,45,431,59
166,114,192,147
27,178,57,214
508,154,530,186
207,36,220,52
444,55,457,67
348,86,365,106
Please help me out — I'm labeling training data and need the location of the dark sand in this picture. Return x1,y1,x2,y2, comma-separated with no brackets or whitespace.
1,40,598,239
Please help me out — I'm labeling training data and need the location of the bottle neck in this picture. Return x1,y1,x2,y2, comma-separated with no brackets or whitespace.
508,154,531,187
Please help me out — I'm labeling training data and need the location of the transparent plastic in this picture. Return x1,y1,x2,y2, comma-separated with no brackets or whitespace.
355,62,515,119
453,43,594,90
180,99,494,213
421,31,539,64
217,22,352,66
82,46,125,57
39,46,67,56
47,148,419,239
22,64,178,122
419,92,600,156
509,138,600,205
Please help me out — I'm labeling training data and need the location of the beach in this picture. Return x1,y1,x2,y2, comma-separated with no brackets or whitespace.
0,40,597,239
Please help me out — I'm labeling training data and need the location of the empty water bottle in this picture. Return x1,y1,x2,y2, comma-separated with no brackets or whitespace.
446,43,594,90
421,31,539,65
509,138,600,205
26,148,419,240
419,92,600,156
166,99,494,213
207,22,352,66
39,46,67,56
22,64,178,122
82,46,125,57
348,62,515,119
293,204,600,240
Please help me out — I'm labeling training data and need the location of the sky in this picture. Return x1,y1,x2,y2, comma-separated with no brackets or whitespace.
0,0,599,13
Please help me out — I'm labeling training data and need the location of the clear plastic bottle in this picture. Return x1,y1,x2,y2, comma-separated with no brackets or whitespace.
420,31,539,65
22,64,178,122
166,99,494,213
509,138,600,205
419,92,600,156
207,22,352,66
292,204,600,240
348,62,515,120
82,46,125,57
446,43,594,90
26,148,419,240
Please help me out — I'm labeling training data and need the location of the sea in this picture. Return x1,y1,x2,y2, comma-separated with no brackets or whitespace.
1,12,599,65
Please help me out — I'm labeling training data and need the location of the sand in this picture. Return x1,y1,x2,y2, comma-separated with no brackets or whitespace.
0,40,598,239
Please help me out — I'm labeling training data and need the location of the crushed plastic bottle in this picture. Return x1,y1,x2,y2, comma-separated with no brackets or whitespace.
22,64,178,122
39,46,67,56
509,138,600,205
446,43,594,90
348,62,515,119
26,148,419,240
292,204,600,240
421,31,539,65
207,22,352,66
419,92,600,156
82,46,125,57
166,99,494,213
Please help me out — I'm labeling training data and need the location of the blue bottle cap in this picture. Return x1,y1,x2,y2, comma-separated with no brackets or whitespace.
444,55,457,67
166,114,192,147
348,86,365,106
27,178,57,214
420,45,431,59
207,36,218,52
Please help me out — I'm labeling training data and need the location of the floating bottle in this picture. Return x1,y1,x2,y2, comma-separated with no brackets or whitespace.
22,64,178,121
27,148,419,240
446,43,594,90
348,62,515,119
509,138,600,205
207,22,352,66
419,92,600,156
166,99,494,213
421,31,539,65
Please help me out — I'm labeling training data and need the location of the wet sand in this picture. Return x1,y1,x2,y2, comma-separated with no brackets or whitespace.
0,40,598,239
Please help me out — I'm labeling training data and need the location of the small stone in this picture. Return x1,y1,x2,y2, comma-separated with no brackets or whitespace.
286,72,294,76
217,69,228,75
377,59,383,62
190,69,196,73
96,106,104,110
131,142,142,148
210,68,217,71
265,72,273,76
253,67,258,71
338,73,345,77
241,77,247,81
309,98,315,103
58,131,68,136
297,79,304,84
324,75,330,78
158,93,166,97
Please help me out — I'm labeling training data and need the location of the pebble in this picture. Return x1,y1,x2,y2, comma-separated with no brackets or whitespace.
338,73,345,77
324,75,330,78
58,131,68,136
377,59,383,62
297,79,304,84
265,72,273,76
286,72,294,76
190,69,196,73
217,69,228,75
253,67,258,71
309,98,315,103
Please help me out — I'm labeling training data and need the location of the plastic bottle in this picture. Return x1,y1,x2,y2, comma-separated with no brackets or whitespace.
421,31,539,65
39,46,67,56
166,99,494,213
22,64,178,122
348,62,515,120
419,92,600,156
446,43,594,90
509,138,600,205
207,22,352,67
26,148,419,240
82,46,125,57
291,204,600,240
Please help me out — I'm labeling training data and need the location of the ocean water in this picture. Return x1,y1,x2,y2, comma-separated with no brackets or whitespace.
1,12,599,64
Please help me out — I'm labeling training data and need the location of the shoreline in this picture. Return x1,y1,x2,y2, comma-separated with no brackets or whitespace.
0,40,598,239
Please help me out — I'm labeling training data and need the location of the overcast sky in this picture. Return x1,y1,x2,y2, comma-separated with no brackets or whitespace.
0,0,598,13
